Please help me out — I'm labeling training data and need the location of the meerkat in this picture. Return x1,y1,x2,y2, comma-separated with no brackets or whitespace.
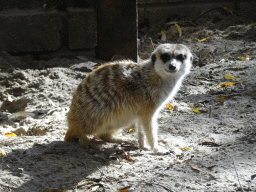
65,43,193,154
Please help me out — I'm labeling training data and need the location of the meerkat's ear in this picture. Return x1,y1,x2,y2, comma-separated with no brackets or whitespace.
190,55,193,62
190,55,194,67
190,55,193,64
151,54,156,64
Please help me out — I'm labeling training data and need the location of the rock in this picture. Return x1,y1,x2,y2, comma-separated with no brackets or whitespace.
0,97,30,113
70,61,97,72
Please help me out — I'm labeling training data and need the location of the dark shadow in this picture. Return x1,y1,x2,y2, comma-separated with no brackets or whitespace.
1,141,116,192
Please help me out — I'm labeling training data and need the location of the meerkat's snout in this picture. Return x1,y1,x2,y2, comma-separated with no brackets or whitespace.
168,63,177,71
159,52,181,73
167,59,180,72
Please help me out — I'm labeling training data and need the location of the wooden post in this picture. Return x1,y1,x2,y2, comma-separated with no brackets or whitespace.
96,0,138,62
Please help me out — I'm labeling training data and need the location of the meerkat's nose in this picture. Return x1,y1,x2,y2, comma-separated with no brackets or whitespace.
169,64,176,71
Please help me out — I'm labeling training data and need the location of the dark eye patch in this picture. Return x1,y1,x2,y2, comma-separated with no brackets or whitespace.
160,53,171,63
176,54,186,61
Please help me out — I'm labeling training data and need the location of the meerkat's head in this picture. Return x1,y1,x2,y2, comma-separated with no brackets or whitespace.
151,44,193,79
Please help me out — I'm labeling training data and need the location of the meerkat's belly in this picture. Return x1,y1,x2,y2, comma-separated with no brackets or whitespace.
94,109,138,134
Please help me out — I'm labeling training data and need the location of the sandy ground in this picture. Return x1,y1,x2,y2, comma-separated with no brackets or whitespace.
0,11,256,192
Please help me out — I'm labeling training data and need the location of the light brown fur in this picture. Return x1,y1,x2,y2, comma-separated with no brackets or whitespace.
65,44,192,154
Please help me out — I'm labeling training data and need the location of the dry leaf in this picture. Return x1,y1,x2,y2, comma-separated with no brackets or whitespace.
224,74,235,79
116,186,132,192
238,54,249,60
124,154,134,162
190,107,201,114
96,63,102,66
176,159,184,164
217,83,236,89
191,165,201,172
127,128,134,133
123,150,134,162
178,147,190,151
166,104,173,110
5,133,17,137
198,36,210,42
216,95,229,99
82,181,94,185
175,23,182,37
1,150,5,156
198,38,207,42
223,7,233,15
200,141,220,147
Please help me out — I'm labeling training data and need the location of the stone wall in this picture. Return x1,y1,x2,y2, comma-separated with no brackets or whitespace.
0,7,96,53
0,0,255,53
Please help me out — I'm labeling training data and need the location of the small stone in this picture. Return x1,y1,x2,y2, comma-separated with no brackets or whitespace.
175,183,181,187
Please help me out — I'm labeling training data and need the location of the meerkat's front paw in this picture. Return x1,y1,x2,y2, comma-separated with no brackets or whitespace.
140,145,151,151
138,141,152,151
153,146,174,155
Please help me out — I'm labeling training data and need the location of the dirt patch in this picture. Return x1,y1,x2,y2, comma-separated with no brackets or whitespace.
1,11,256,192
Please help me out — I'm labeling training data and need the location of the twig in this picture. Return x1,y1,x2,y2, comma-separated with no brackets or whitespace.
149,37,155,50
120,180,175,192
192,7,230,23
145,182,175,192
209,105,212,118
232,157,244,192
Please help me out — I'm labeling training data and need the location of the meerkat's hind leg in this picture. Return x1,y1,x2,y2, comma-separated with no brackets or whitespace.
97,131,124,144
65,128,100,149
64,128,79,142
78,134,102,149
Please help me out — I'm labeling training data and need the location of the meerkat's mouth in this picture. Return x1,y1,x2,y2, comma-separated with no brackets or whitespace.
165,68,178,73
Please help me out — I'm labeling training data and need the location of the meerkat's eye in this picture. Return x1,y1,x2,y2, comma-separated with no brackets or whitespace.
160,53,171,63
176,54,186,61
